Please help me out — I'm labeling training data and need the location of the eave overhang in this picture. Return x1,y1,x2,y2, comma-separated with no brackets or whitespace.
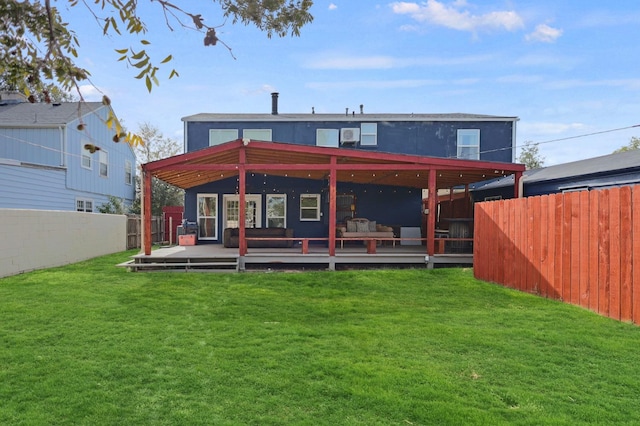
143,139,525,190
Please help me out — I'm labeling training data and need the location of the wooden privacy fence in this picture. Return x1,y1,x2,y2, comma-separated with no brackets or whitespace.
474,186,640,324
126,215,163,249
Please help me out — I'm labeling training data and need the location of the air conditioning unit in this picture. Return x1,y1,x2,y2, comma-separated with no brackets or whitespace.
340,128,360,144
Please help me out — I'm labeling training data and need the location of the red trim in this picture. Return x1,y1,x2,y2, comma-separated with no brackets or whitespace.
427,169,437,256
329,156,337,256
143,170,152,255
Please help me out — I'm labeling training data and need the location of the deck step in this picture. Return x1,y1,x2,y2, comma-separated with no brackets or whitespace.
117,260,239,272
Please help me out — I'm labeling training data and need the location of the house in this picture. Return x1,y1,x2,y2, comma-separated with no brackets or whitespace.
471,149,640,201
139,93,524,261
0,93,136,212
173,93,518,241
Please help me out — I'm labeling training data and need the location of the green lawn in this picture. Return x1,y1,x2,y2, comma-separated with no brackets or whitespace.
1,251,639,425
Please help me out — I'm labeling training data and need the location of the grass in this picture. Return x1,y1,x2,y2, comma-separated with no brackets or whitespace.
1,251,640,425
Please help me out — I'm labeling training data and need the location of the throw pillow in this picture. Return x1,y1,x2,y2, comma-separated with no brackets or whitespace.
356,221,369,232
346,220,357,232
368,221,377,232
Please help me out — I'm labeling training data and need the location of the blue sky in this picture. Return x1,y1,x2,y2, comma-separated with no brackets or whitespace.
66,1,640,166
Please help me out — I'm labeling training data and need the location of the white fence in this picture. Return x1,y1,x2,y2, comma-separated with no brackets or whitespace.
0,209,127,278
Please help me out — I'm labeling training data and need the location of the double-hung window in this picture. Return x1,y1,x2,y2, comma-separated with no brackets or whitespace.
300,194,320,221
81,144,92,169
316,129,339,147
242,129,272,142
360,123,378,146
457,129,480,160
266,194,286,228
76,198,93,212
125,160,133,185
209,129,238,146
99,151,108,177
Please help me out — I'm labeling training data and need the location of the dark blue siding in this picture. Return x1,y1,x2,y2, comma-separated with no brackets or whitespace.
184,176,422,244
187,120,514,162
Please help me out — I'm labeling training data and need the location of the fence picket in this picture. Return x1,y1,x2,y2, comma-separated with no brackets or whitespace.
474,185,637,325
620,186,633,322
633,186,640,324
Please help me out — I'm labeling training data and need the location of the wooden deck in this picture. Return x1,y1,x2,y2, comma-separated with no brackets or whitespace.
119,243,473,272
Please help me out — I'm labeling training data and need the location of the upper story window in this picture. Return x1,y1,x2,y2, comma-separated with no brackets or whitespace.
125,160,133,185
360,123,378,146
457,129,480,160
99,150,108,177
300,194,321,221
316,129,339,148
242,129,272,141
209,129,238,146
81,144,92,169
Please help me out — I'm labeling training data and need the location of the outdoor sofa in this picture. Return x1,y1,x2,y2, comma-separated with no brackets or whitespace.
223,227,294,248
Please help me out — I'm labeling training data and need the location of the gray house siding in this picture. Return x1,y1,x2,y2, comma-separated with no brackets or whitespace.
0,127,64,167
0,163,118,211
0,102,136,211
471,150,640,201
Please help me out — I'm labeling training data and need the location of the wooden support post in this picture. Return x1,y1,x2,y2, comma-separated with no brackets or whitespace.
239,147,247,256
301,239,309,254
143,168,152,255
367,239,377,254
514,171,523,198
328,157,337,256
427,169,437,256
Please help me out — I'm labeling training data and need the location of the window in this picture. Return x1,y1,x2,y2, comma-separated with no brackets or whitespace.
243,129,272,142
99,150,108,177
457,129,480,160
484,195,503,201
209,129,238,146
300,194,320,221
76,199,93,212
316,129,339,147
266,194,286,228
125,160,132,185
197,194,218,240
81,144,92,169
360,123,378,146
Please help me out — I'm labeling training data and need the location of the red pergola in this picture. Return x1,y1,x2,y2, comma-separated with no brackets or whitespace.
141,139,525,257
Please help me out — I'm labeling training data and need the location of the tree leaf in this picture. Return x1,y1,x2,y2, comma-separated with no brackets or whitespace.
160,54,172,64
140,39,150,45
145,75,152,92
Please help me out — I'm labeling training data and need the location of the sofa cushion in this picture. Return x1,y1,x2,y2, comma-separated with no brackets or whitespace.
346,220,357,232
368,220,377,232
356,221,369,232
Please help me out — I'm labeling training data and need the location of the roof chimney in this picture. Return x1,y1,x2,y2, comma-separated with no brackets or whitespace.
271,92,279,115
360,104,364,114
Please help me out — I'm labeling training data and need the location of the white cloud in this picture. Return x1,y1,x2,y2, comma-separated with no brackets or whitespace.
518,121,586,136
390,0,524,33
525,24,562,43
306,79,443,90
78,84,105,101
329,3,337,10
303,53,494,70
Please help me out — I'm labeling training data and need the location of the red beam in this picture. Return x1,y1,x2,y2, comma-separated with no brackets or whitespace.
143,169,152,255
427,169,437,256
329,156,337,256
239,147,247,256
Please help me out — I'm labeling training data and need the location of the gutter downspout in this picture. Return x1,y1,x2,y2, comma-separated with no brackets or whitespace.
59,125,66,167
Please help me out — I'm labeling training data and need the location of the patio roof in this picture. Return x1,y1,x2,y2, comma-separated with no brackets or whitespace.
143,139,525,190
